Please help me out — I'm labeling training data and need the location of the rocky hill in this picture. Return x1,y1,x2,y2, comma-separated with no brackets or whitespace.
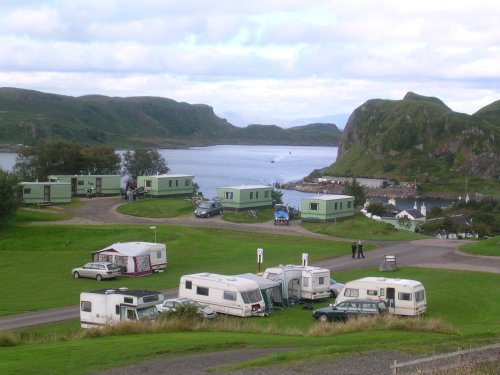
0,88,341,148
326,92,499,182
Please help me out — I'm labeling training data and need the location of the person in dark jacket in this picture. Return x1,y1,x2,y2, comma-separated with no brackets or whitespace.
357,240,365,258
351,242,357,258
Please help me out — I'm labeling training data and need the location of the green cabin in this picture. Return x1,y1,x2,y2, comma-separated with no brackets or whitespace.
301,194,355,222
216,185,273,210
20,181,71,204
48,175,121,196
137,174,194,197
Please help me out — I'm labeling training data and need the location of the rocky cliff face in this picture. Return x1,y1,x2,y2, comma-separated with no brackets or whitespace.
336,92,499,179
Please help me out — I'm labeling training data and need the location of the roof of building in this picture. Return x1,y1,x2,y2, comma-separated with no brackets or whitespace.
94,242,164,256
86,288,161,297
305,194,354,201
144,174,194,178
397,209,425,219
218,185,272,190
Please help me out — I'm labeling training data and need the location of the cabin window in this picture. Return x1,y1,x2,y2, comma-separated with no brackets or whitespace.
124,297,133,303
250,192,253,199
81,301,92,312
340,202,343,209
335,202,338,210
225,192,233,199
256,192,259,199
175,180,178,187
185,280,192,289
344,288,359,297
415,290,425,302
398,292,412,301
115,305,120,315
223,291,237,301
379,288,385,296
23,188,31,194
197,286,209,296
169,180,172,187
348,201,352,208
367,290,378,296
78,180,84,186
264,191,269,198
318,277,325,285
184,179,190,186
302,277,309,287
310,203,319,211
145,180,152,188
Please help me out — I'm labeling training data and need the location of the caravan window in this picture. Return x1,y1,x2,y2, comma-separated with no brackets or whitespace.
367,290,378,296
81,301,91,312
241,289,262,303
344,288,359,297
398,292,412,301
379,288,385,297
302,277,309,287
197,286,209,296
156,250,162,258
185,280,192,289
265,272,278,280
415,290,425,302
318,277,325,285
124,297,133,303
223,291,237,301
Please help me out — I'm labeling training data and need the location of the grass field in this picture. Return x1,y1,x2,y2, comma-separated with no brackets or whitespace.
459,235,500,256
1,203,499,374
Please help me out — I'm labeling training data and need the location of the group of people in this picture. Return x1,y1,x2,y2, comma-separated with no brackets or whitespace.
351,240,365,259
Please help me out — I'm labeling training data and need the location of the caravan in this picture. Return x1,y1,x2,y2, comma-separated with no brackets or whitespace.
79,288,164,328
262,265,331,305
178,273,266,317
336,277,427,316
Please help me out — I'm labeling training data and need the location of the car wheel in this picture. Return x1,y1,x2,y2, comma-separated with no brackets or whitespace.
73,271,80,279
319,314,329,323
96,274,102,281
207,212,210,218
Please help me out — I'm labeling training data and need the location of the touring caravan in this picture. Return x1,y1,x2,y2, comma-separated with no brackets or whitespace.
79,288,164,328
178,273,266,317
263,265,331,305
335,277,427,316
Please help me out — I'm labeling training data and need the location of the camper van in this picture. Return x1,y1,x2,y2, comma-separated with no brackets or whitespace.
178,273,266,317
79,288,164,328
335,277,427,316
263,265,331,305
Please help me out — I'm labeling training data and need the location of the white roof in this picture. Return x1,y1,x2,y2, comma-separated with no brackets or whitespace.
145,174,193,178
183,273,260,289
354,277,423,287
218,185,271,190
306,194,354,201
97,242,164,256
20,181,70,185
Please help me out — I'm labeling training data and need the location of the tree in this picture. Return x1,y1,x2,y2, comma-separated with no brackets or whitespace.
272,189,284,205
366,202,386,217
0,168,20,227
14,140,83,181
342,178,366,207
122,149,169,179
81,145,121,175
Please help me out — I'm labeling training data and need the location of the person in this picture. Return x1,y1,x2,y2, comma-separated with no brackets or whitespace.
351,242,357,259
126,189,133,203
357,240,365,258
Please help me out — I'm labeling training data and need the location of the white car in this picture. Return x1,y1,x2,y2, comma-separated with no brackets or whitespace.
156,297,217,319
329,279,344,298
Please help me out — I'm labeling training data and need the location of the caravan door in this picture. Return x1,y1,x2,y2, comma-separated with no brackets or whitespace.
120,306,137,322
386,287,396,314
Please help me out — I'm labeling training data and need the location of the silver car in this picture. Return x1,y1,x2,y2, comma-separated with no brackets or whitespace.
156,297,217,319
71,262,121,281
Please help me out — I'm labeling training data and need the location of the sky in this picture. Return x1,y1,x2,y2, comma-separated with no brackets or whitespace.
0,0,499,128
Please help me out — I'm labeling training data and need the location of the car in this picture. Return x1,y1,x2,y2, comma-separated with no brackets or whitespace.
156,297,217,319
71,262,121,281
312,299,388,323
329,279,345,298
194,200,223,218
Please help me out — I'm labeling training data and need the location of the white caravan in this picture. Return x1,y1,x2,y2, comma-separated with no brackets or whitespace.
178,273,266,317
336,277,427,316
79,288,164,328
262,265,331,305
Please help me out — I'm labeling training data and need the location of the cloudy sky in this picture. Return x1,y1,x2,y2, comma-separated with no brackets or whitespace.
0,0,499,127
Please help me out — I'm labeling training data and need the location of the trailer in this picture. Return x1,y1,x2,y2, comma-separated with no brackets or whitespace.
335,277,427,316
178,273,266,317
262,265,331,305
79,288,164,328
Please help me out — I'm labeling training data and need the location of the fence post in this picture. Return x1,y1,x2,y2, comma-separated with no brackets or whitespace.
393,359,398,375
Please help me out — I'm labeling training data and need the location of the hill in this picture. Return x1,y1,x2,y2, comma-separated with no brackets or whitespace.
323,92,499,190
0,88,341,148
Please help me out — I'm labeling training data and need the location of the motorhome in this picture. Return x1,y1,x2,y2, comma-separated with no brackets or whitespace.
79,288,164,328
262,265,331,305
335,277,427,316
178,273,266,317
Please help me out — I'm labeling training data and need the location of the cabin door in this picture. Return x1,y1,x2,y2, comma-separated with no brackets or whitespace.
43,185,50,202
386,287,396,313
71,178,77,196
95,178,102,194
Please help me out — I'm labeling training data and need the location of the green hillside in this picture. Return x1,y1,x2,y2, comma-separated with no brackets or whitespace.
323,92,500,193
0,88,341,148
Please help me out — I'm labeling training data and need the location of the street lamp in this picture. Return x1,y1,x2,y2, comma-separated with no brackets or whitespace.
149,226,157,243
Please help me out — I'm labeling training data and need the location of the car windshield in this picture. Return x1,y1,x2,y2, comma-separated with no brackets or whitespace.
198,203,210,209
185,300,202,308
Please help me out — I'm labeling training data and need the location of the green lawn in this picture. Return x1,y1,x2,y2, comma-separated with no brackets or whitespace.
459,235,499,256
116,196,195,217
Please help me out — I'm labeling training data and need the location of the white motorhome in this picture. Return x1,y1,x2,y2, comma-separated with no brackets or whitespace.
262,265,331,305
79,288,164,328
178,273,266,317
336,277,427,316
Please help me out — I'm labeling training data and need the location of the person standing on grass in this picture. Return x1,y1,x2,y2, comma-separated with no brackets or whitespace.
357,240,365,258
351,242,357,258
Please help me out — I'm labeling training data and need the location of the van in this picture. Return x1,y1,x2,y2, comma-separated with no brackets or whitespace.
335,277,427,316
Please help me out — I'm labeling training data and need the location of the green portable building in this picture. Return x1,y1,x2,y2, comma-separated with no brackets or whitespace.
48,175,121,196
20,181,72,204
137,174,194,197
301,194,355,222
216,185,273,210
